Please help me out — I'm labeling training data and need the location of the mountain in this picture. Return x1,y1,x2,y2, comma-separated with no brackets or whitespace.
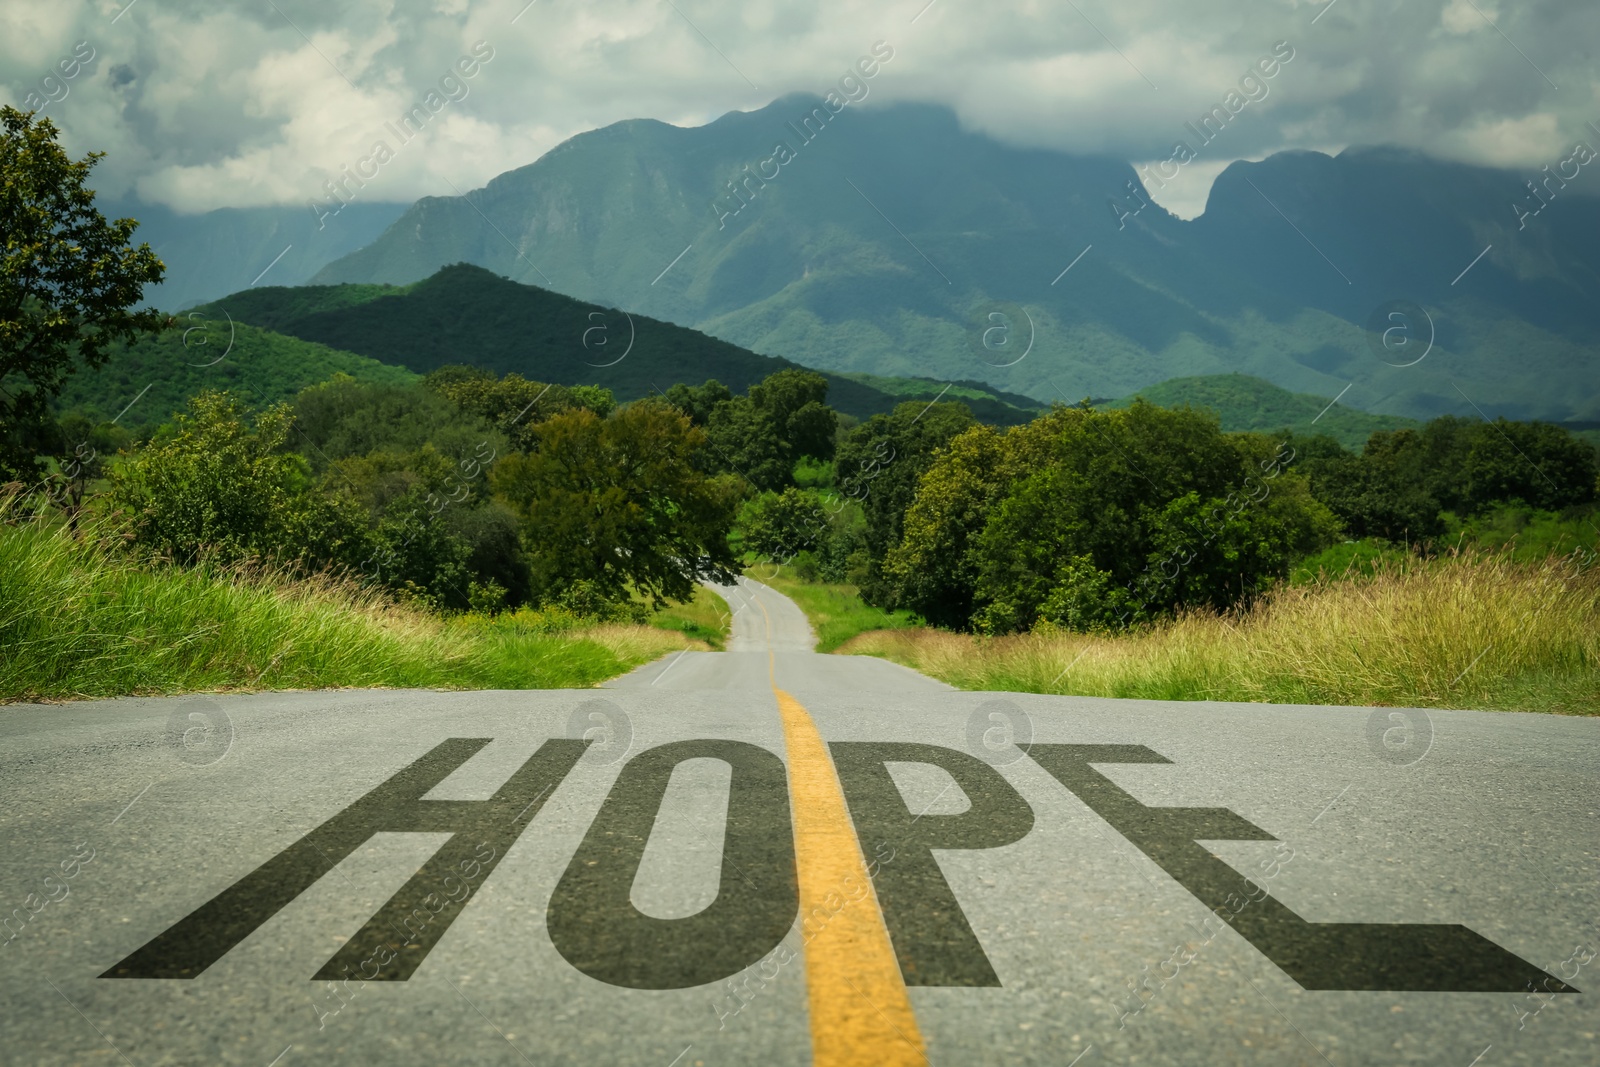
1104,374,1418,452
189,264,1041,423
310,95,1600,422
55,320,418,431
107,197,409,311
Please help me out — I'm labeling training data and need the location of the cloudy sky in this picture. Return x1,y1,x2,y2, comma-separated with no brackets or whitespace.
3,0,1595,219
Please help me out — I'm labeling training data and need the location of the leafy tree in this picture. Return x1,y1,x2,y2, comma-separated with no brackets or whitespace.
422,366,604,452
703,370,840,491
750,369,837,462
742,488,830,559
38,410,129,528
890,403,1341,633
293,375,503,466
0,107,165,481
706,396,789,489
489,399,740,606
810,509,869,584
664,379,733,427
881,417,1055,628
569,384,617,419
364,489,473,609
1299,431,1443,541
834,400,976,603
1295,417,1596,541
1128,473,1340,622
109,391,369,568
1461,418,1596,513
447,502,531,607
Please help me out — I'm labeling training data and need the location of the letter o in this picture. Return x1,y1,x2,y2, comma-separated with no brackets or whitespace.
546,740,797,989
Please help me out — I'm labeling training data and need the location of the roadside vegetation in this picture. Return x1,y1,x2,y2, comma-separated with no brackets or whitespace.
5,109,1597,711
0,502,697,701
761,394,1600,713
842,550,1600,714
752,566,919,653
641,584,734,650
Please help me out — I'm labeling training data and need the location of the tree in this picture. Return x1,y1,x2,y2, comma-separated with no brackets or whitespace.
294,374,504,466
489,399,740,606
38,409,129,529
664,379,733,427
880,422,1024,628
834,400,976,604
365,489,474,609
703,370,839,491
109,391,370,569
422,366,610,452
1295,417,1597,542
1462,419,1596,514
0,107,165,481
742,488,829,559
750,369,837,462
888,403,1341,633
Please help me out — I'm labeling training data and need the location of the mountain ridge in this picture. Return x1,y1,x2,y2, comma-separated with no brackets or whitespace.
306,96,1600,422
191,264,1043,424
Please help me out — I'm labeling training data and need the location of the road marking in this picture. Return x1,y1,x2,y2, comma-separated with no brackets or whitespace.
755,593,927,1066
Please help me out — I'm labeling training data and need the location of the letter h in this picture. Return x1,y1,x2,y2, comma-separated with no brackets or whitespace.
101,738,586,981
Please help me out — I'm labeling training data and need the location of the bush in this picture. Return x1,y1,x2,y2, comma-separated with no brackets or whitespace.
552,578,649,624
742,488,829,559
889,403,1342,633
491,400,740,606
110,391,371,570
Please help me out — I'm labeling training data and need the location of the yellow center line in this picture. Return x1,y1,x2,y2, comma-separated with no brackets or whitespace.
753,587,927,1067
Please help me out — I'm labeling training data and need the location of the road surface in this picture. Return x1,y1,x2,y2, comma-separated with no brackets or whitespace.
1,578,1595,1066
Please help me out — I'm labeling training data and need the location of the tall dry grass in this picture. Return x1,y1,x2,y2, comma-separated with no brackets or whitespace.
839,552,1600,713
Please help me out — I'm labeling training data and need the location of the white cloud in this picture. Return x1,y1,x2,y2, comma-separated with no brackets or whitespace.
1,0,1595,214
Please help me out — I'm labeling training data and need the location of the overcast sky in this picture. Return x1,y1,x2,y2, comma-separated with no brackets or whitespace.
3,0,1595,219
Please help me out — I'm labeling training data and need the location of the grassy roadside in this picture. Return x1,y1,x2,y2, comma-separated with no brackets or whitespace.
752,566,921,652
640,583,733,650
837,552,1600,714
0,518,698,702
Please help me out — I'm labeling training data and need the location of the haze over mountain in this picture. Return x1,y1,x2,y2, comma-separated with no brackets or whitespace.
109,198,407,311
302,95,1600,423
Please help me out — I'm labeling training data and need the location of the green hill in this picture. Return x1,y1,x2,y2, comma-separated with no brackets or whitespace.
192,265,1042,424
1106,374,1419,451
55,318,418,431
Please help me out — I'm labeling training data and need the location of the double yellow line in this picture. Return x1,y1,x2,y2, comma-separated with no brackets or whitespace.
754,592,927,1066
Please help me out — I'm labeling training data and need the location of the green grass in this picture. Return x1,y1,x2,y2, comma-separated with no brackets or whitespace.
0,510,692,701
840,551,1600,714
640,584,733,650
751,566,921,652
1290,510,1600,585
1290,538,1415,584
1440,504,1600,562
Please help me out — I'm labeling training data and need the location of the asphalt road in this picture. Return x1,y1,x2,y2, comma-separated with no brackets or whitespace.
2,577,1596,1067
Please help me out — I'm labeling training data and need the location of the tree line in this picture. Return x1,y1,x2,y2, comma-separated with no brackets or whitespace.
805,399,1599,633
6,106,1597,635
